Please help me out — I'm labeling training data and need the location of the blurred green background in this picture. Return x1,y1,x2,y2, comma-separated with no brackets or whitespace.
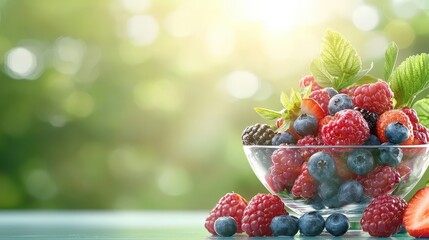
1,0,429,209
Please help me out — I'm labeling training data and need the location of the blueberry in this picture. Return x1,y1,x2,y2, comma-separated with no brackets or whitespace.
214,216,237,237
328,94,354,115
293,114,318,136
299,211,325,236
364,134,381,145
272,131,296,145
325,213,349,236
270,215,299,236
318,179,340,200
323,195,342,208
385,122,410,144
308,152,336,182
337,180,363,205
347,149,374,175
324,87,338,98
379,142,403,167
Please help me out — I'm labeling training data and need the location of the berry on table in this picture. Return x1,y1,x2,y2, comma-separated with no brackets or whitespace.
293,114,318,136
385,122,410,144
346,149,374,175
321,109,370,145
328,93,354,115
242,123,276,145
214,217,237,237
242,194,288,236
376,110,414,145
325,213,349,236
298,211,325,236
270,215,299,236
352,80,394,115
357,165,400,198
361,195,408,237
307,152,337,182
404,187,429,238
379,142,403,167
205,192,248,235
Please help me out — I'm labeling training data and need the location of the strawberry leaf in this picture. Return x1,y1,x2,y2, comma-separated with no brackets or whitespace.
384,42,398,81
388,53,429,107
413,97,429,127
254,107,282,120
311,30,363,90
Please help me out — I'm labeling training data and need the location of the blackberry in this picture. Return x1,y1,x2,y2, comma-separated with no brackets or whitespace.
354,107,378,131
242,123,275,145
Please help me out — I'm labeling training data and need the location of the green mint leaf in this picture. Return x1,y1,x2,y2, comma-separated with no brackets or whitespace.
311,30,362,90
254,107,281,120
413,97,429,127
384,42,398,81
388,53,429,107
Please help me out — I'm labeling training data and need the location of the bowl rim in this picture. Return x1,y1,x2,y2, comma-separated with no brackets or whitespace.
243,144,429,149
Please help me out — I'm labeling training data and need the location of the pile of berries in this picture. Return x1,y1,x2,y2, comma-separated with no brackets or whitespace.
205,192,350,237
242,76,429,209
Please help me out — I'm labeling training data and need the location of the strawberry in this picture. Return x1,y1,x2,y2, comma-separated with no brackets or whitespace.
301,98,325,121
404,187,429,238
376,110,414,145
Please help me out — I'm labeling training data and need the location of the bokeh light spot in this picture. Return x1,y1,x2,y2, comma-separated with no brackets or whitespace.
392,0,420,19
63,91,95,118
205,26,235,60
53,37,86,75
127,15,159,46
120,0,151,13
384,20,415,49
25,169,57,200
363,35,389,59
157,166,192,196
352,5,380,31
224,71,259,99
5,47,38,80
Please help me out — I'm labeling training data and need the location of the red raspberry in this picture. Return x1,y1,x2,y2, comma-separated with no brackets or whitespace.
413,123,429,144
361,195,408,237
268,153,303,192
297,135,324,160
242,194,288,236
376,110,414,145
401,107,419,125
318,115,333,132
396,162,411,181
291,164,317,199
321,109,370,145
339,85,358,97
205,192,248,235
310,89,331,115
357,165,400,198
352,81,394,115
299,75,322,91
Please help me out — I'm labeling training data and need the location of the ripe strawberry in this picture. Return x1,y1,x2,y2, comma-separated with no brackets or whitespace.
404,187,429,238
205,193,248,235
361,195,408,237
299,75,322,91
301,98,325,121
296,135,324,161
377,110,414,145
310,89,331,115
356,165,400,198
242,194,288,236
321,109,370,145
291,164,317,199
352,81,394,115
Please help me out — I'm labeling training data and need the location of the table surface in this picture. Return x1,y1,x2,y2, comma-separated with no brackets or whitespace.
0,211,413,239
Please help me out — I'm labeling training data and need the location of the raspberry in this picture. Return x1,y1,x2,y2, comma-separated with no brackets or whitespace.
299,75,322,91
354,107,378,131
269,147,304,191
401,107,419,125
291,164,317,199
356,165,400,198
352,81,394,115
310,89,331,115
205,193,248,235
360,195,408,237
321,109,370,145
396,162,411,181
242,123,275,145
242,194,288,236
376,110,414,145
318,115,334,131
339,85,358,97
413,123,429,144
297,135,324,160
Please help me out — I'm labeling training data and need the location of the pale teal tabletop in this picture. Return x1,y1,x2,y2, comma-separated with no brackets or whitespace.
0,211,413,239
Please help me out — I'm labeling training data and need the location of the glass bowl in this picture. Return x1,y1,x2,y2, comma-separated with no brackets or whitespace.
243,144,429,222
